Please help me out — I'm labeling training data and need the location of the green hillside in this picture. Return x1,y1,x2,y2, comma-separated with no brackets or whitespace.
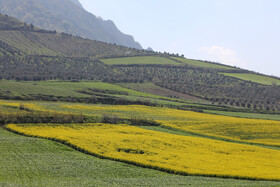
222,73,280,85
0,30,144,57
0,13,279,112
172,57,236,70
102,56,181,65
0,14,279,112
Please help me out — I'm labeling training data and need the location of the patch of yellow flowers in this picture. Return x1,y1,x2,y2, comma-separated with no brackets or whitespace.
61,104,280,146
7,123,280,180
0,100,47,112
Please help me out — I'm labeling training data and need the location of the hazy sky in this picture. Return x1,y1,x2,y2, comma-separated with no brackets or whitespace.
79,0,280,77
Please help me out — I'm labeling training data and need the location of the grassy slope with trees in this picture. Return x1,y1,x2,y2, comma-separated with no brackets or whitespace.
0,14,280,113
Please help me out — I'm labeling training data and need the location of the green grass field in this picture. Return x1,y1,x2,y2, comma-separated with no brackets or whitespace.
3,128,280,186
118,82,208,103
206,110,280,121
101,56,181,65
0,80,172,99
0,80,214,110
222,73,280,85
171,57,235,70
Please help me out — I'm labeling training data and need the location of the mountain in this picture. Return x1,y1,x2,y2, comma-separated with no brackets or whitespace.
69,0,83,8
0,0,142,49
0,14,145,58
0,14,150,81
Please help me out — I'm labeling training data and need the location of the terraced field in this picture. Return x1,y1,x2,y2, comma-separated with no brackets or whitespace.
0,80,163,98
0,80,214,111
101,56,181,65
222,73,280,85
118,82,207,102
206,110,280,121
171,57,235,69
0,30,143,57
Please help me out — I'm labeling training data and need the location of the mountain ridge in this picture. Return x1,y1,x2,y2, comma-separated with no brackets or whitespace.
69,0,83,8
0,0,142,49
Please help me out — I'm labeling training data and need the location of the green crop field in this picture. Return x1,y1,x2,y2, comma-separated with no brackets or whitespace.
2,128,279,186
206,110,280,121
222,73,280,85
118,82,208,102
0,80,218,112
101,56,181,65
171,57,235,70
0,80,171,99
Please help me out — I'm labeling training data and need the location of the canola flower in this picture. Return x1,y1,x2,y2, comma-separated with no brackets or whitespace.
61,104,280,146
7,123,280,181
2,100,280,146
0,100,47,112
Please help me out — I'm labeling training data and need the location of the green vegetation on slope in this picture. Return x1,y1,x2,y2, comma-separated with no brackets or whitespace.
205,110,280,121
118,82,207,102
0,14,39,31
222,73,280,85
0,30,144,57
102,56,181,65
0,15,280,112
0,80,186,103
0,81,244,114
171,57,235,70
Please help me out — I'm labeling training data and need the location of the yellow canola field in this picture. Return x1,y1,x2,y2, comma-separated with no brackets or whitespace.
61,104,280,146
7,123,280,180
162,120,280,147
0,100,47,113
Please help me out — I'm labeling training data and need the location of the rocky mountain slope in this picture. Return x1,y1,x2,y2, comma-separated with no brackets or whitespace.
0,0,142,49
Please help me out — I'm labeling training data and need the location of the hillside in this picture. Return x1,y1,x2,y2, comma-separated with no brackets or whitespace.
0,14,280,113
0,0,142,49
